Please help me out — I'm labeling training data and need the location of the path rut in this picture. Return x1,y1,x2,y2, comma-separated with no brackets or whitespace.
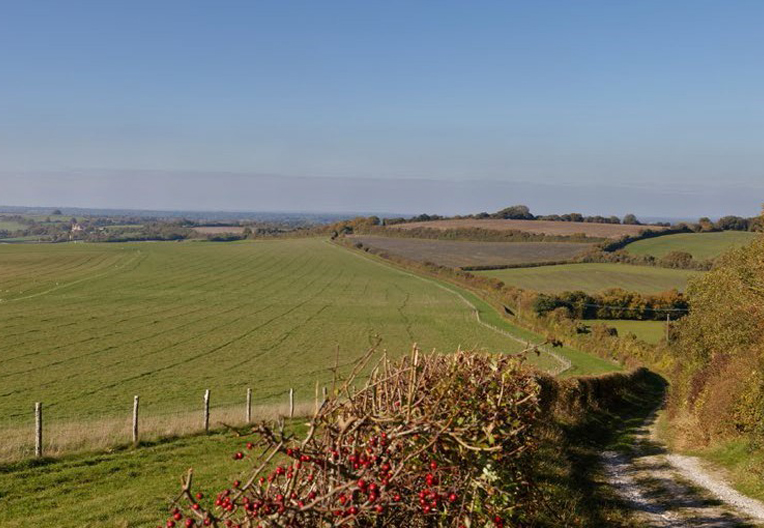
602,411,764,527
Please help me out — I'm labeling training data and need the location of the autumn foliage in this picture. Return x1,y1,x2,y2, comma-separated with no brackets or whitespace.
166,347,544,527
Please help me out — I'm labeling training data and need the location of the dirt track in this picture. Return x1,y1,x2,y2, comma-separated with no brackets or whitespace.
602,411,764,527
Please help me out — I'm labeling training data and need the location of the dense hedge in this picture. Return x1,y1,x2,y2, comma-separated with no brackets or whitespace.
532,289,688,321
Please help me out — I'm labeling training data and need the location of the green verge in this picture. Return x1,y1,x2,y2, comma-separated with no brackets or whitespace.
533,369,668,527
0,423,307,528
586,319,667,345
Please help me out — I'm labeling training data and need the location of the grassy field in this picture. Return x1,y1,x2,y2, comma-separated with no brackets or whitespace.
0,238,619,460
625,231,760,260
0,424,305,528
350,235,592,268
0,218,26,231
477,263,699,294
586,319,667,344
391,219,660,238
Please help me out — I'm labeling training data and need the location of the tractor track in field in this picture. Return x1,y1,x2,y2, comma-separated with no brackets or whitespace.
0,248,311,376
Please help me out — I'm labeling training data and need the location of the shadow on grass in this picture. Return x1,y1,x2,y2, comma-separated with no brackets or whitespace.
532,369,669,527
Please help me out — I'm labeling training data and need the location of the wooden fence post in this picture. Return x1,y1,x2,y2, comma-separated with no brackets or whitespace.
132,395,139,445
246,388,252,424
203,389,210,433
35,402,42,458
289,388,294,419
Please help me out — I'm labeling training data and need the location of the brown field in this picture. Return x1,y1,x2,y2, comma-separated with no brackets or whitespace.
351,235,593,268
192,225,246,234
390,219,662,239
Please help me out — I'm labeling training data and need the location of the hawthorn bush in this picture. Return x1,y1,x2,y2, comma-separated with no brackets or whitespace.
165,347,543,527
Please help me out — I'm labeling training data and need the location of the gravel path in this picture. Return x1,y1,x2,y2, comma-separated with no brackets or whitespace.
602,411,764,527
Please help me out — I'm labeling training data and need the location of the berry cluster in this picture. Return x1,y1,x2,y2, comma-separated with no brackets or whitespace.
166,347,542,527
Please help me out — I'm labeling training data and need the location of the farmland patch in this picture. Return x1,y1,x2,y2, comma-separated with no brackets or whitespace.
625,231,760,260
351,235,592,268
477,263,699,294
391,219,663,239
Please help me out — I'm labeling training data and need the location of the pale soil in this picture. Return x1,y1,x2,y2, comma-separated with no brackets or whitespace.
391,219,663,238
602,411,764,527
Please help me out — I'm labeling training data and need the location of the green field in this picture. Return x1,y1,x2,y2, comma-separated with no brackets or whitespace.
0,219,26,231
625,231,760,260
0,239,619,527
0,426,302,528
477,263,699,294
586,319,667,344
0,238,618,457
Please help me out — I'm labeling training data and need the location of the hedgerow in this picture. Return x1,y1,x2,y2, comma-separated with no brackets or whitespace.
165,347,546,527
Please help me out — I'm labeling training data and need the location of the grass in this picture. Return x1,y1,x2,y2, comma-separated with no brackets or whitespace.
0,421,308,528
350,235,592,268
695,439,764,503
625,231,760,260
477,263,699,294
432,280,620,377
0,238,579,460
0,218,26,231
532,369,668,527
586,319,667,345
342,244,620,377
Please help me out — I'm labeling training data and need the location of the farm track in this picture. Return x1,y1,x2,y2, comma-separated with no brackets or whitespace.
603,411,764,527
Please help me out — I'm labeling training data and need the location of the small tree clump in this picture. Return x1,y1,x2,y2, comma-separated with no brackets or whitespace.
165,347,543,527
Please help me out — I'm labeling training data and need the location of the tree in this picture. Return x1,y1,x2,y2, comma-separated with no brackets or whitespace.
493,205,534,220
660,251,694,269
715,215,748,231
698,217,714,231
622,214,640,225
52,209,62,216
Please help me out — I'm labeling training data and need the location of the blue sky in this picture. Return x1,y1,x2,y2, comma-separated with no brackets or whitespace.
1,1,762,215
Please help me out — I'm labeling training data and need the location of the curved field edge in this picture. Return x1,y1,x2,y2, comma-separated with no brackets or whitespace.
332,240,620,377
624,231,760,260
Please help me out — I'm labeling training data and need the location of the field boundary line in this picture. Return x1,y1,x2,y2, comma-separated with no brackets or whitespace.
329,241,572,375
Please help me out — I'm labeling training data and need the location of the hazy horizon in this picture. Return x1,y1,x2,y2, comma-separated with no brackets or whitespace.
1,170,760,219
2,1,763,215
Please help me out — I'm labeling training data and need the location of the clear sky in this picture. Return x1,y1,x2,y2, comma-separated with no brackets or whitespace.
1,1,762,216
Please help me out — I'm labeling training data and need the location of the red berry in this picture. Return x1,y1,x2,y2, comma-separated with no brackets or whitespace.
173,512,182,520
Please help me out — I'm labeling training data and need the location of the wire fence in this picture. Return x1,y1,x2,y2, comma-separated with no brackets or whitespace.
0,385,329,464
